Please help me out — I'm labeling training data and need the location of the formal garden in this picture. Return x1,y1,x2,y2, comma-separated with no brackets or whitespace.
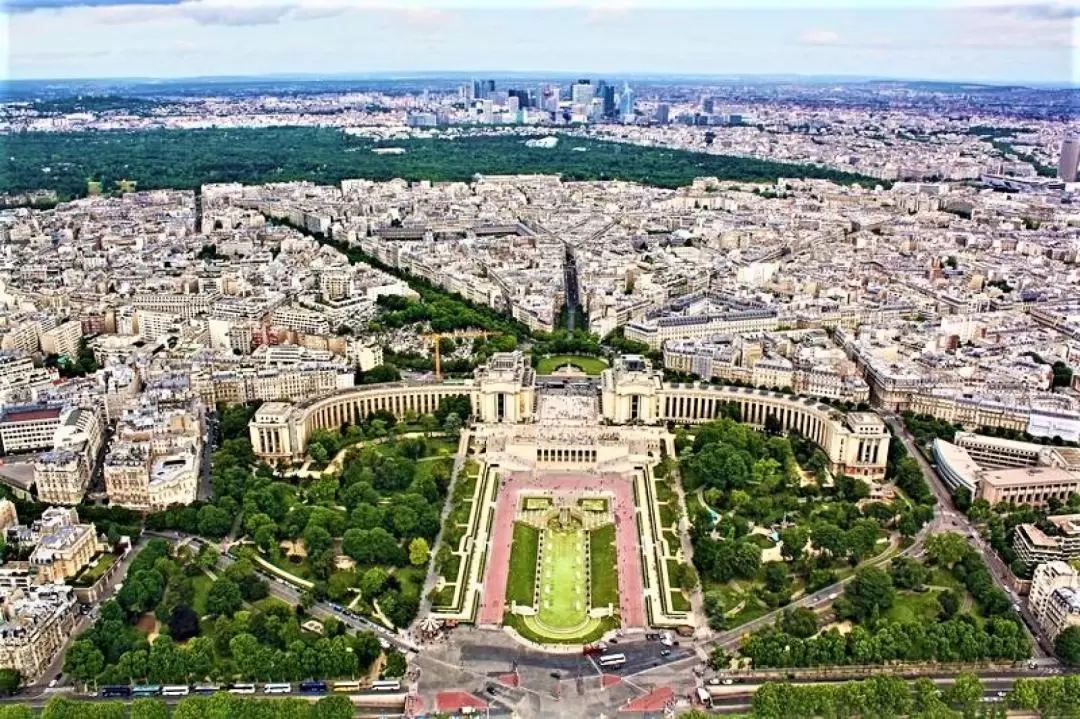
501,505,620,644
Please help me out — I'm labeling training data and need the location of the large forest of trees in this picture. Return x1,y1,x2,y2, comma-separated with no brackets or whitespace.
2,129,879,198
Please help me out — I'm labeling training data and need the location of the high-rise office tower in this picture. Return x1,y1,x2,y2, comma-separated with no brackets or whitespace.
702,97,715,114
473,79,495,100
655,103,670,124
618,83,635,120
1058,137,1080,182
571,79,593,108
508,89,531,109
600,84,616,119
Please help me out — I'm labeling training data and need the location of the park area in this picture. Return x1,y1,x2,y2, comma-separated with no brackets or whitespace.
535,354,609,376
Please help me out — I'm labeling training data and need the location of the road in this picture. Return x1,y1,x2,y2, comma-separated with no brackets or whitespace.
884,416,1053,659
197,410,218,501
563,248,580,332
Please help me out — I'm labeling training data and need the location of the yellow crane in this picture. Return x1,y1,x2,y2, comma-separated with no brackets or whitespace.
421,329,498,380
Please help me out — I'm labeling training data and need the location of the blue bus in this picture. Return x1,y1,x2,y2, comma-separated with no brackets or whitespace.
100,685,132,698
132,685,162,697
298,680,329,694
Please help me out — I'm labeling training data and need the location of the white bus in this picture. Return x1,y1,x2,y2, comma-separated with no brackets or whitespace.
162,685,190,697
263,683,292,694
598,653,626,668
333,680,362,693
228,684,257,694
370,680,401,692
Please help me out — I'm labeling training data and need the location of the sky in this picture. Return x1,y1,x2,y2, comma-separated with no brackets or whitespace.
1,0,1077,84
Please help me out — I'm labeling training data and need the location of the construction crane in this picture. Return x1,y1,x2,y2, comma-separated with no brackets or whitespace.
421,330,498,380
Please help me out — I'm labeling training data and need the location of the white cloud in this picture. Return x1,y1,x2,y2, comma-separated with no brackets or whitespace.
799,28,840,45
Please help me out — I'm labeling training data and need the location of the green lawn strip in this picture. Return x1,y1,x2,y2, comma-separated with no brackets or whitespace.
670,590,691,612
505,522,541,606
535,355,609,376
589,524,618,608
654,481,674,503
658,503,677,529
537,527,587,629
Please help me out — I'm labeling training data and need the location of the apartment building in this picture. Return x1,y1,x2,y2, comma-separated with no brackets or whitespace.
1029,562,1080,640
0,353,34,389
0,406,62,455
193,364,352,407
105,397,203,510
136,309,182,341
625,307,780,348
31,407,103,505
348,342,383,372
32,451,87,506
14,508,103,584
1031,562,1079,616
131,292,214,320
38,320,81,359
0,585,78,683
0,328,38,357
1014,515,1080,566
104,441,199,511
270,305,331,335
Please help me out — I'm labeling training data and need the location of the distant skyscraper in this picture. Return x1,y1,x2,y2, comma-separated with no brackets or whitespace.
702,97,715,114
571,79,593,108
473,79,495,100
508,89,531,109
655,103,670,125
1058,137,1080,182
618,83,635,120
599,84,616,119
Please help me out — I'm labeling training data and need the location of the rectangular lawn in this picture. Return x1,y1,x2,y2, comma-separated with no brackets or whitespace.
589,524,619,608
537,527,587,628
505,522,540,606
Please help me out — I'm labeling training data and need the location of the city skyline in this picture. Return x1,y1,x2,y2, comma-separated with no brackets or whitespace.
3,0,1078,84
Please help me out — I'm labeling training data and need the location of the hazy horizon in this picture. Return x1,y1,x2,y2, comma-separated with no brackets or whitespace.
3,0,1077,85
